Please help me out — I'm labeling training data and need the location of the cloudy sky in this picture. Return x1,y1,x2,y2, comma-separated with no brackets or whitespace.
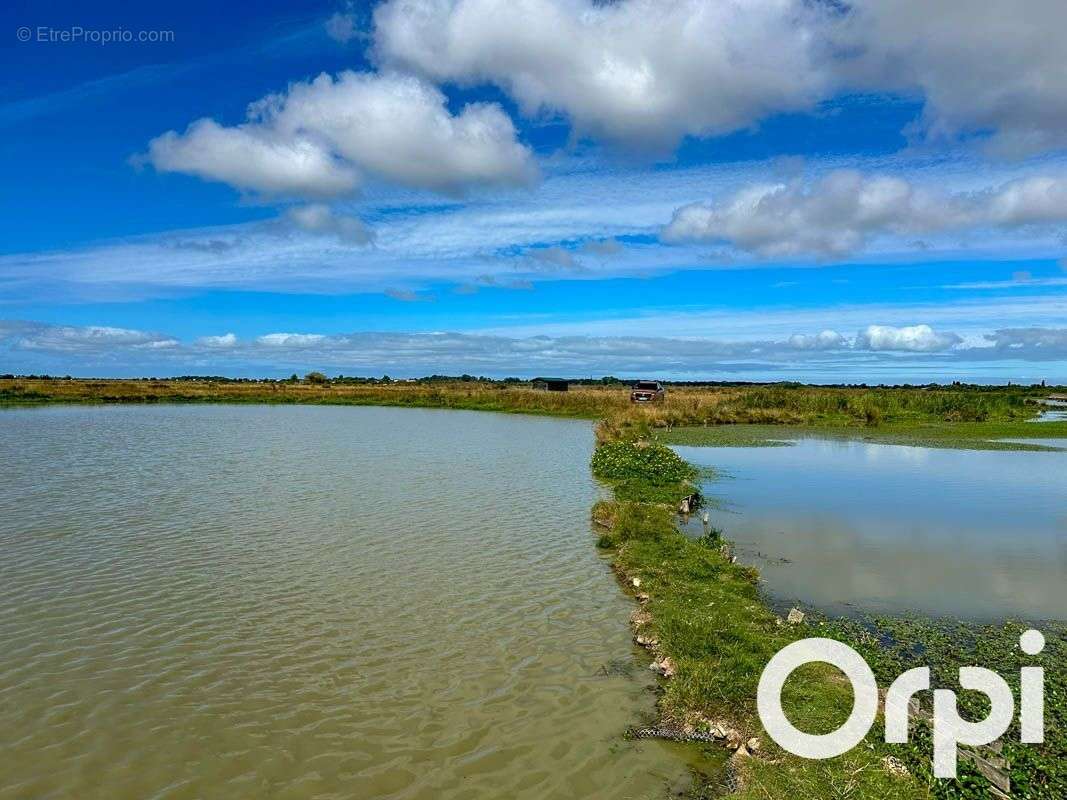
3,0,1067,381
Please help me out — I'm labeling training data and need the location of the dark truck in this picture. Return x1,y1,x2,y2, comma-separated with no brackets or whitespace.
630,380,666,403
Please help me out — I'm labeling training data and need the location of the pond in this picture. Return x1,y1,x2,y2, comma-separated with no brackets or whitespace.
675,437,1067,621
0,405,699,800
1034,398,1067,422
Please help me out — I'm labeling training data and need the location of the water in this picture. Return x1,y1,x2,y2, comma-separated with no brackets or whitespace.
1034,399,1067,422
676,438,1067,621
0,405,698,800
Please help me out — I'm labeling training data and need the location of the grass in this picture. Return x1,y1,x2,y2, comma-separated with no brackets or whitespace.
1,378,1057,430
819,615,1067,798
593,416,1066,796
590,428,931,798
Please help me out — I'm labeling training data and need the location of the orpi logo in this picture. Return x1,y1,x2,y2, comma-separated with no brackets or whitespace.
756,631,1045,778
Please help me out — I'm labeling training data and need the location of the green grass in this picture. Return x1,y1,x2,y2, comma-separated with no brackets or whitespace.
819,615,1067,798
591,439,931,797
595,415,1067,797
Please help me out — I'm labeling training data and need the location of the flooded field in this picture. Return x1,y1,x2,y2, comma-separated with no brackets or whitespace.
677,437,1067,621
0,405,697,800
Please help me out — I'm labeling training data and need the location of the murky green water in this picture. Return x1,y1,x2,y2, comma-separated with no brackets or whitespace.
677,438,1067,621
0,405,695,800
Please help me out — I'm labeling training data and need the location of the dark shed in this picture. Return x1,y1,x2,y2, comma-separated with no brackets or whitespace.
532,378,569,392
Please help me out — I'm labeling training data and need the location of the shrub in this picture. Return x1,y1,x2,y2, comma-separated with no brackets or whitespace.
591,440,696,485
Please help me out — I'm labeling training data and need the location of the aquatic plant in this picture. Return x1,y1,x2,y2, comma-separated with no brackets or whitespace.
590,440,696,485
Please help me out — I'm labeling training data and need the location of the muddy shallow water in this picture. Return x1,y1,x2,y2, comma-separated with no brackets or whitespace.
0,405,699,800
677,437,1067,621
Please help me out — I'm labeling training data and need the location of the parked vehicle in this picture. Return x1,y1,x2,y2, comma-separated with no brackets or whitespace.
630,380,666,403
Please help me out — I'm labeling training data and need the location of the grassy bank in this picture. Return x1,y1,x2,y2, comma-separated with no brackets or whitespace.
591,434,930,798
591,423,1066,798
1,377,1056,428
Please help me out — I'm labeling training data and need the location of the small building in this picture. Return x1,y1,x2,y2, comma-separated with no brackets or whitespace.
532,378,569,392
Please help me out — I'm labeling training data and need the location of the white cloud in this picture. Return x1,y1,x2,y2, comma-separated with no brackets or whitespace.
4,320,1065,379
982,176,1067,226
372,1,1067,158
838,0,1067,157
146,119,359,198
984,328,1067,360
663,170,1067,258
325,12,359,43
146,71,537,198
856,324,961,353
256,333,327,347
372,0,833,152
944,276,1067,291
197,333,238,348
284,204,373,244
11,323,177,353
788,330,848,351
7,156,1067,303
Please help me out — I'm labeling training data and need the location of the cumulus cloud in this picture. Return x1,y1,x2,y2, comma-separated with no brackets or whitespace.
372,0,833,152
837,0,1067,157
284,204,373,244
146,119,359,198
145,71,537,198
372,0,1067,157
856,324,961,353
788,330,848,351
663,171,1067,258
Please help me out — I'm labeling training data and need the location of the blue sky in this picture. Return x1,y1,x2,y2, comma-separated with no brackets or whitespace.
3,0,1066,381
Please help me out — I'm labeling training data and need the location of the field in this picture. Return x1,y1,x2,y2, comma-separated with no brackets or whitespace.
0,377,1057,429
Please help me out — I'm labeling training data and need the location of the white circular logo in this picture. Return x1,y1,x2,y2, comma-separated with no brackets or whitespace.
757,637,879,759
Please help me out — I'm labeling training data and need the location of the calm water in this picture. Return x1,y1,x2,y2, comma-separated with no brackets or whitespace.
676,438,1067,621
1035,399,1067,422
0,405,697,800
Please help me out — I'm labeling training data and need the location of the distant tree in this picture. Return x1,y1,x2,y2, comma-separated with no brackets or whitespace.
305,371,328,384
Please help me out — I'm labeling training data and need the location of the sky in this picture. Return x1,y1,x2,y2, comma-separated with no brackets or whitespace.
2,0,1066,382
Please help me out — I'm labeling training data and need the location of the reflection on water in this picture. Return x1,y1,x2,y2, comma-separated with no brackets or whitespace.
0,405,696,800
676,439,1067,621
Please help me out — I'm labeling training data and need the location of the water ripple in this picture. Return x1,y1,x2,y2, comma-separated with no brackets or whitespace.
0,405,693,800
